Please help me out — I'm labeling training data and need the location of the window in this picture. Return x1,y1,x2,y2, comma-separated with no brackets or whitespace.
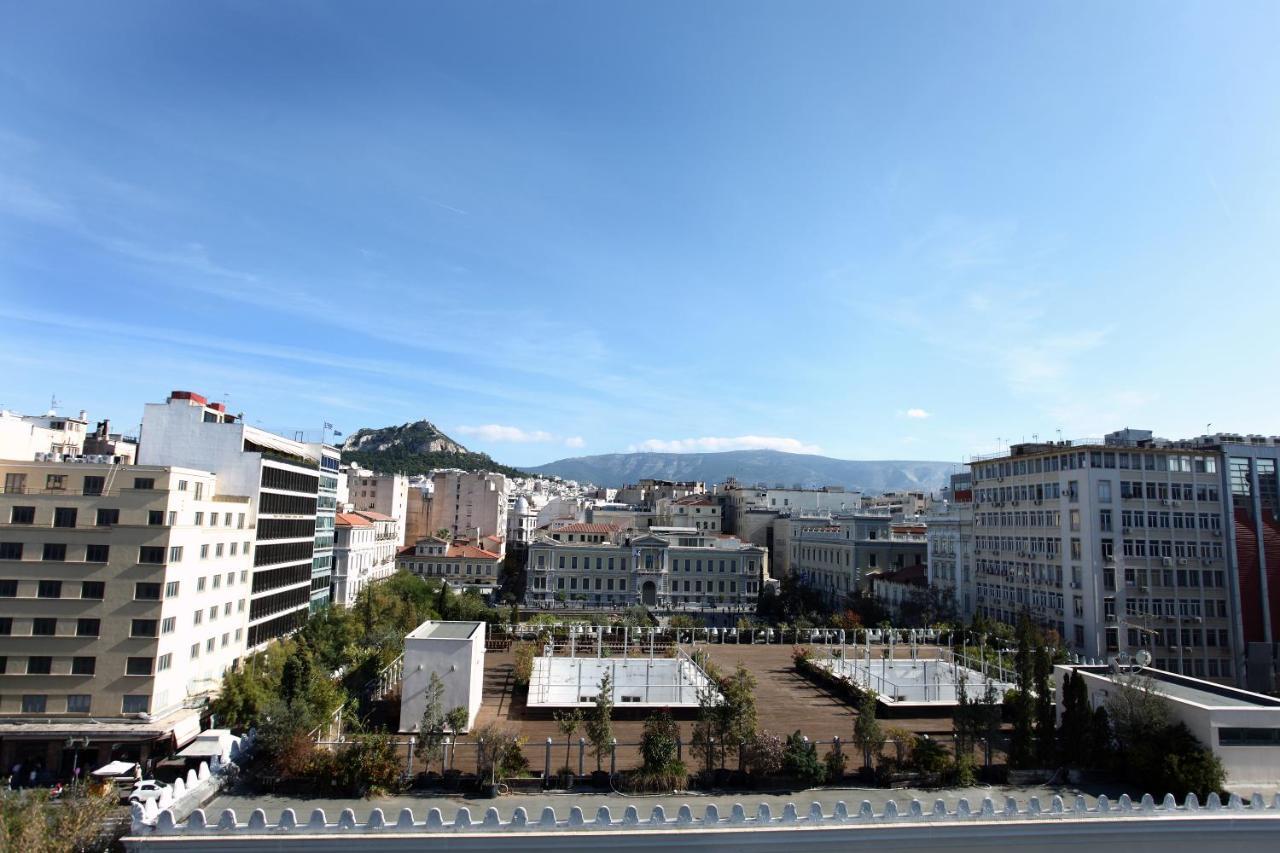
148,510,164,526
131,619,158,638
125,657,153,676
0,579,17,596
42,543,66,561
27,656,52,674
168,511,177,525
177,479,188,491
133,478,155,490
194,609,203,625
161,616,176,634
85,544,109,562
32,618,56,636
157,653,172,671
134,582,162,600
66,695,91,713
165,580,179,597
190,643,200,659
1218,727,1280,746
0,542,21,560
71,656,96,675
194,482,203,500
200,544,209,559
10,506,34,524
122,695,150,714
76,618,100,636
53,507,77,528
96,508,119,526
37,579,62,598
83,476,105,496
169,545,183,563
4,473,27,493
0,617,9,635
197,577,206,592
22,695,47,713
138,546,165,564
81,581,104,600
46,474,66,490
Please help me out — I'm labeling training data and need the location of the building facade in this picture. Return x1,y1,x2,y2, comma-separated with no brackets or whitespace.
398,537,501,587
344,467,408,546
0,460,252,775
786,512,928,605
138,391,325,648
332,511,400,607
524,526,766,612
969,429,1237,683
426,471,509,544
0,408,90,461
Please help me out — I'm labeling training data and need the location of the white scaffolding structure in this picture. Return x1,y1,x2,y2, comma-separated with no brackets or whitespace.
815,646,1013,707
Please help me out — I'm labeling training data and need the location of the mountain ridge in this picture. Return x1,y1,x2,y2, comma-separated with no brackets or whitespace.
526,449,956,493
339,420,525,477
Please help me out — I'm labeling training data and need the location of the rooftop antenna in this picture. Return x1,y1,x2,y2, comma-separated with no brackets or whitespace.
49,394,62,416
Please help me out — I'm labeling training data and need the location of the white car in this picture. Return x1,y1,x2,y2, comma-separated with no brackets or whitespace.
128,780,171,804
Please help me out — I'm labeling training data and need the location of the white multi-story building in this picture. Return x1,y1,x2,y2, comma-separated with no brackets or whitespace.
138,390,327,648
0,459,252,776
0,408,90,461
506,495,539,546
969,429,1237,682
925,497,975,617
786,512,928,605
427,471,509,544
656,495,722,532
524,525,767,613
332,511,400,607
344,467,408,545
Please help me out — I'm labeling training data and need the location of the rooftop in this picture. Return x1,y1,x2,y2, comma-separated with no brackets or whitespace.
1073,665,1280,709
406,621,484,641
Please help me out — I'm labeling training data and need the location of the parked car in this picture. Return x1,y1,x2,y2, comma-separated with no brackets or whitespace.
128,779,171,804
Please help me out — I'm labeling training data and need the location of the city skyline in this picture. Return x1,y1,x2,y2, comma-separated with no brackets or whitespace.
3,2,1280,467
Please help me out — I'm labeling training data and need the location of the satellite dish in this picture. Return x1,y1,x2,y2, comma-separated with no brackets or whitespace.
1135,650,1152,668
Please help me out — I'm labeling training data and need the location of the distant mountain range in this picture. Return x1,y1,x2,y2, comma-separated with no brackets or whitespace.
525,450,956,493
339,420,525,477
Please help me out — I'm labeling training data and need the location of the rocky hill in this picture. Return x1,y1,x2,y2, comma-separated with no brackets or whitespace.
526,449,955,493
340,420,525,477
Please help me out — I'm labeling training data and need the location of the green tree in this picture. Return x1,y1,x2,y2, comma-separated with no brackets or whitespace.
1008,616,1038,767
413,672,446,771
554,709,582,774
586,672,615,771
1057,670,1091,766
781,730,826,787
852,692,883,771
0,783,120,853
1033,644,1056,764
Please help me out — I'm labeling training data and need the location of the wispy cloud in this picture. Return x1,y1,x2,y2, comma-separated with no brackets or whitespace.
564,436,585,449
456,424,557,443
905,408,930,419
627,436,822,454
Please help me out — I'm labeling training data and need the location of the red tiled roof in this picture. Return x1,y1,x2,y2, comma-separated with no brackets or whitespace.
336,512,373,527
447,544,502,560
397,545,415,557
352,510,394,522
549,523,619,534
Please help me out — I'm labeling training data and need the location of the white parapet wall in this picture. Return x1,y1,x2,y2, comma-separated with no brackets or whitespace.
816,650,1014,707
125,793,1280,851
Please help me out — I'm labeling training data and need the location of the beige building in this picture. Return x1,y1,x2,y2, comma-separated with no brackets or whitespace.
404,486,433,545
0,460,253,776
398,537,501,587
426,471,509,544
344,467,408,545
786,512,927,605
655,495,722,531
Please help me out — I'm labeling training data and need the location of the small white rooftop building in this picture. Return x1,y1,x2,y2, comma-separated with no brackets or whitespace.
400,621,486,734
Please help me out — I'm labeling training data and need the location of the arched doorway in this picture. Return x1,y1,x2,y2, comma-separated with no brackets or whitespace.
641,580,657,606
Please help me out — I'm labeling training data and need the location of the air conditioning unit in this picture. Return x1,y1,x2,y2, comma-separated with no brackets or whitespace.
1177,558,1188,566
1034,499,1042,505
1070,581,1082,589
1122,527,1131,534
1162,557,1173,567
1171,500,1180,507
1012,500,1020,506
1162,499,1171,506
1201,559,1212,567
1213,530,1222,537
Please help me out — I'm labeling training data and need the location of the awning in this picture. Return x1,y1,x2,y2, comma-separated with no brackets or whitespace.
92,760,137,778
176,730,235,759
171,714,202,748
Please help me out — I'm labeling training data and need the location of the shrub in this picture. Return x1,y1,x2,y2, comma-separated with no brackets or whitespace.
781,731,826,788
473,723,528,782
947,753,977,787
628,710,686,793
791,645,815,668
824,746,848,781
512,643,536,688
911,735,949,774
743,730,785,776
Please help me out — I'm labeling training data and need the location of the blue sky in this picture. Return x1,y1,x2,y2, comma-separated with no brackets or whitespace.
2,1,1278,467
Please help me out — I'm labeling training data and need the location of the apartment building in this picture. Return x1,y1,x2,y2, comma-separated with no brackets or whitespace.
524,525,766,612
426,471,509,545
0,408,90,461
969,429,1236,682
786,512,928,605
398,536,502,587
718,481,861,536
925,498,975,617
332,511,400,607
344,466,408,545
0,460,252,775
138,391,326,648
656,495,722,531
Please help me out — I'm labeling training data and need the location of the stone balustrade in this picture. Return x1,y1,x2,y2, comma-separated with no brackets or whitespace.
126,790,1280,850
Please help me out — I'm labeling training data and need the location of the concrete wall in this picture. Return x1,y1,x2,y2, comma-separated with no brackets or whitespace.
399,625,485,733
